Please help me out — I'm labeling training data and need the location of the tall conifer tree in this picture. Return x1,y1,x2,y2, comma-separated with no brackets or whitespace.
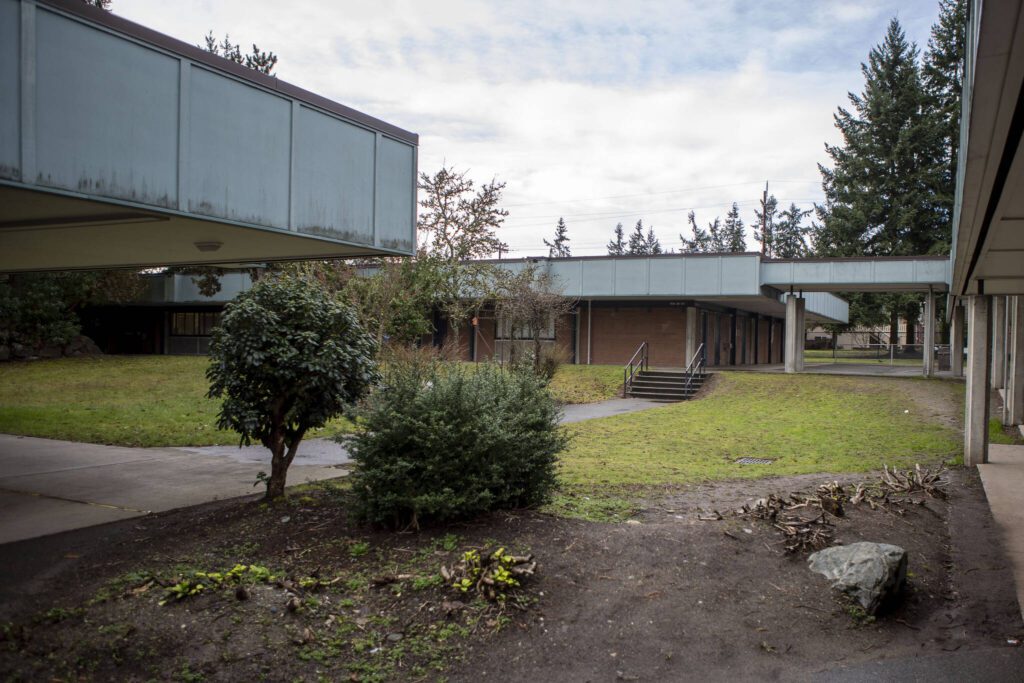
681,211,714,253
627,220,647,255
544,217,571,258
813,18,952,340
607,222,626,256
721,203,747,252
645,225,663,255
923,0,967,254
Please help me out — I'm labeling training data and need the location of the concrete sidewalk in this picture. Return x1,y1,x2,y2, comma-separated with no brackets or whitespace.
977,442,1024,621
719,363,956,378
0,398,667,545
0,434,347,545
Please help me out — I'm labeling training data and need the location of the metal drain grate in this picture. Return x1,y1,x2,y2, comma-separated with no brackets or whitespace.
735,457,774,465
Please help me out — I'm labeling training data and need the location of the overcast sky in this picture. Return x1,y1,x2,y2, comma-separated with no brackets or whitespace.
117,0,942,256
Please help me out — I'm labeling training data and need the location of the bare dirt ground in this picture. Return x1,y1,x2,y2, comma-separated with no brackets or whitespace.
0,465,1020,682
447,468,1021,682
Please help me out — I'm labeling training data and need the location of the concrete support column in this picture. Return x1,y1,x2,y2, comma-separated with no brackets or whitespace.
992,295,1006,389
950,301,964,377
965,295,992,467
784,295,805,374
684,306,698,366
1006,296,1024,426
923,292,936,377
796,297,805,372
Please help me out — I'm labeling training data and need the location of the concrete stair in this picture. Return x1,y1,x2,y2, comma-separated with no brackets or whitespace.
626,370,707,402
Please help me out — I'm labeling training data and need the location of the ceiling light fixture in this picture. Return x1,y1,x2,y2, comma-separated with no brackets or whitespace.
194,240,223,252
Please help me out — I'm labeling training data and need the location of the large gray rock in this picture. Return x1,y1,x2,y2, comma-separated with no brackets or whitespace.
807,542,907,614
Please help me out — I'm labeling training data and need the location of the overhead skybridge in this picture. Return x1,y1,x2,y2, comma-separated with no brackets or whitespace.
761,256,950,293
0,0,417,272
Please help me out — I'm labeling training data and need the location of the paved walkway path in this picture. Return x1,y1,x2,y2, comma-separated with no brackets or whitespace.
0,435,346,545
0,398,666,545
977,442,1024,621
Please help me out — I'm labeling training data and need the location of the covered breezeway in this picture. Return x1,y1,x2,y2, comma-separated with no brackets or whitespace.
756,255,952,377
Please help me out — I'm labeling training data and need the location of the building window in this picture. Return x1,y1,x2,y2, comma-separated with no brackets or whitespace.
171,311,220,336
496,314,556,340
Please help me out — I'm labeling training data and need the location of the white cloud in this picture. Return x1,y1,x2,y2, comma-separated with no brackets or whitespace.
116,0,941,255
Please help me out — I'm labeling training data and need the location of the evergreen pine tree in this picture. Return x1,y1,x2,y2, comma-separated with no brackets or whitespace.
774,203,811,258
923,0,967,254
681,211,713,253
721,202,747,252
544,217,571,258
813,17,951,338
708,217,726,252
645,225,663,255
607,222,626,256
753,194,779,257
814,19,946,258
626,220,647,255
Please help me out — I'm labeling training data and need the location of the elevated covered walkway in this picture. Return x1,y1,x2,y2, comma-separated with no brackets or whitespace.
0,0,417,272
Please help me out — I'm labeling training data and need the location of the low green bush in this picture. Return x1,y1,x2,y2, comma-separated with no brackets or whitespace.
350,361,567,527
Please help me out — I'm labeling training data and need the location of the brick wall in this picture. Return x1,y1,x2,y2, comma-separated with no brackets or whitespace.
444,304,784,367
586,304,687,366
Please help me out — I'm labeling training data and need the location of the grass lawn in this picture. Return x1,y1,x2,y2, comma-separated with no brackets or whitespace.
0,356,623,446
546,363,621,403
559,372,963,486
0,356,353,447
989,417,1024,445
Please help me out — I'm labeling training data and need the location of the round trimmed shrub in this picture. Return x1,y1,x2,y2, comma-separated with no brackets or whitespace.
350,362,567,527
207,274,378,499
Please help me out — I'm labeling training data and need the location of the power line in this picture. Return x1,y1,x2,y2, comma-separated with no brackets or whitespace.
502,178,820,208
501,197,821,230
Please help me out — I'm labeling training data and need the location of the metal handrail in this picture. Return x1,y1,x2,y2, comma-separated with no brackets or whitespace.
682,343,706,394
623,341,649,395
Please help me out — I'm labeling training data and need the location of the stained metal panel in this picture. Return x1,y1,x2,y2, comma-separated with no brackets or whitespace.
829,260,874,283
913,258,950,285
787,261,832,284
871,259,913,284
293,105,375,243
614,259,647,295
580,260,616,295
684,257,722,295
0,0,19,180
549,259,583,297
374,137,416,252
720,255,759,294
802,292,850,324
34,9,179,206
648,257,685,295
761,257,950,291
186,66,291,227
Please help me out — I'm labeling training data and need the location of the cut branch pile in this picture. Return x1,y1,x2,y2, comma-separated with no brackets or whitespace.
440,547,536,602
738,494,835,554
702,465,949,554
880,464,947,499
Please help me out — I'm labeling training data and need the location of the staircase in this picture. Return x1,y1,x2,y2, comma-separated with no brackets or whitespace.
623,342,708,403
627,369,706,402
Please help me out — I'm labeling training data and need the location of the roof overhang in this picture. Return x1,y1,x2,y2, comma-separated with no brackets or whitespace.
951,0,1024,295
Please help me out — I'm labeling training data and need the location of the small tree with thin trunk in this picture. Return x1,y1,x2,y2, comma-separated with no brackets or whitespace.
495,265,576,374
207,275,379,499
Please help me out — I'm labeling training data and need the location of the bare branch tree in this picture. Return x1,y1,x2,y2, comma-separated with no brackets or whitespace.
494,265,577,374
